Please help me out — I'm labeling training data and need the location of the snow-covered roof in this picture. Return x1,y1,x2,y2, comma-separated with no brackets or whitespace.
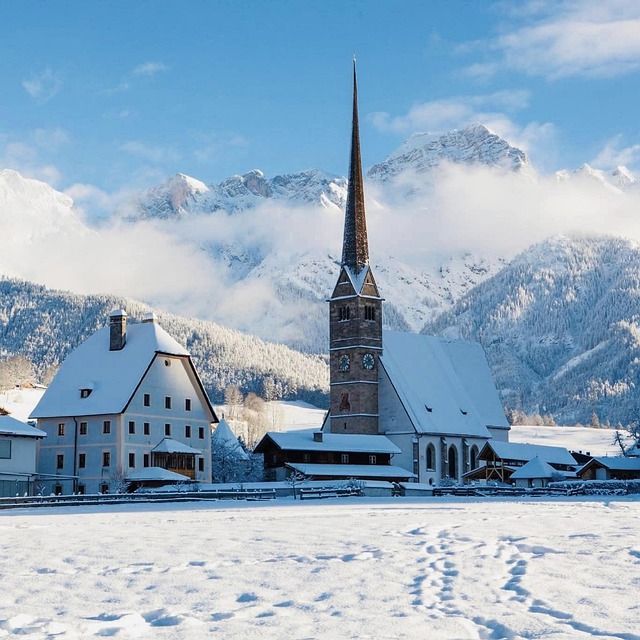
591,457,640,471
381,331,508,438
485,441,576,466
257,430,401,454
30,319,190,419
287,462,415,479
0,415,46,438
212,419,249,460
152,438,201,454
510,456,560,479
126,467,190,482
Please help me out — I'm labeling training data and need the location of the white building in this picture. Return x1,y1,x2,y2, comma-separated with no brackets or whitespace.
30,310,217,494
0,414,46,496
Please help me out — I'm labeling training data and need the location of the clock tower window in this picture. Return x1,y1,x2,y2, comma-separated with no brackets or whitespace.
339,306,351,321
364,305,376,321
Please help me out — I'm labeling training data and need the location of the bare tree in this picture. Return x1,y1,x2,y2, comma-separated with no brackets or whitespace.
224,385,244,420
110,466,130,494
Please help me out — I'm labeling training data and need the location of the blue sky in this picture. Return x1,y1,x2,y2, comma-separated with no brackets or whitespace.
3,0,640,214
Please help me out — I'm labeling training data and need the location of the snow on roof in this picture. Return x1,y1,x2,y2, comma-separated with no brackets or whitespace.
592,457,640,471
486,441,576,466
510,456,560,479
0,415,46,438
258,430,401,454
152,438,202,454
30,319,190,419
212,418,249,460
126,467,190,482
381,331,507,438
287,463,415,479
344,265,369,295
627,443,640,457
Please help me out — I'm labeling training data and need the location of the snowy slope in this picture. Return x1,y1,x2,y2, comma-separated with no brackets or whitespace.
426,234,640,425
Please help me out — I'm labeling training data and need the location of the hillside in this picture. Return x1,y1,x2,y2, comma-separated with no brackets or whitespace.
425,235,640,425
0,278,328,405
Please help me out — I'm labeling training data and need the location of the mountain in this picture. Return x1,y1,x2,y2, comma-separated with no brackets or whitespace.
555,163,638,193
131,168,348,219
367,123,532,183
424,235,640,426
0,278,329,406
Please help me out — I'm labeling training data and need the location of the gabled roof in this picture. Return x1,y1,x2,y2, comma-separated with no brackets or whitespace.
588,456,640,471
0,415,46,438
30,320,191,419
510,456,560,479
126,467,190,482
482,441,576,466
255,430,401,454
287,462,415,479
152,438,201,454
212,418,249,460
381,331,508,438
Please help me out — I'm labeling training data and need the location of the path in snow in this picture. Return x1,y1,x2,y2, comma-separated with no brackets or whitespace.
1,498,639,639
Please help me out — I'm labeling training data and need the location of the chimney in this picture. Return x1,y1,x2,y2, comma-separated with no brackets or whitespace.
109,310,127,351
313,432,323,442
142,312,157,324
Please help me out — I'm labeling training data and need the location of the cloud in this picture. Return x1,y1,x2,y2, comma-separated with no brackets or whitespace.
132,62,168,77
475,0,640,79
591,135,640,169
22,68,63,103
370,90,531,134
120,141,181,164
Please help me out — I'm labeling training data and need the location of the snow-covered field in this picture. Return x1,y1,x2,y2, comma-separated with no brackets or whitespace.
1,498,639,639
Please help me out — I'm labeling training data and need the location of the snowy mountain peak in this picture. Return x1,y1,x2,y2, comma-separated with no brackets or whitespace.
555,164,637,193
132,173,209,220
368,122,531,182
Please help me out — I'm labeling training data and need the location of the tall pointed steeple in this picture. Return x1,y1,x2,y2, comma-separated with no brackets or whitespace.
342,58,369,274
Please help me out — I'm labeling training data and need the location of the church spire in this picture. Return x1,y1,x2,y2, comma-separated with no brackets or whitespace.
341,58,369,274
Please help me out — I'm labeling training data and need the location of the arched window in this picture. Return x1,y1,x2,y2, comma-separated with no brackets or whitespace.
339,306,351,321
426,443,436,471
448,445,458,480
364,305,376,321
470,445,479,470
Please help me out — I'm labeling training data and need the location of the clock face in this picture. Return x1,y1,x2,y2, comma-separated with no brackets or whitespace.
339,354,350,371
362,353,375,370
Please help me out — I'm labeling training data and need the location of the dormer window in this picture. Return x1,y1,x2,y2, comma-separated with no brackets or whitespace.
338,306,351,321
425,405,433,413
80,388,92,399
460,409,468,415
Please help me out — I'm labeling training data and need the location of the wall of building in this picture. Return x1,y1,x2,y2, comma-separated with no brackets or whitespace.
0,435,40,479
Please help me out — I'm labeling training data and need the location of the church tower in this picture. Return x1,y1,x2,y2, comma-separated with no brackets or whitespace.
328,61,383,435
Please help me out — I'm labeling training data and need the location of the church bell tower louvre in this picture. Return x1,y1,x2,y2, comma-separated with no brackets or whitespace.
327,60,383,435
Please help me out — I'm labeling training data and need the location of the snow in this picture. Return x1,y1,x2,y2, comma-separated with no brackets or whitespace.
212,418,250,460
381,331,506,438
510,456,558,479
30,319,189,419
152,438,202,455
126,467,189,482
259,431,401,454
0,415,45,438
0,497,638,638
486,441,576,466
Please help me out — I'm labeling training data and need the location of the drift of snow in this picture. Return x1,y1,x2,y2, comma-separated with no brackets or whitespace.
0,498,638,639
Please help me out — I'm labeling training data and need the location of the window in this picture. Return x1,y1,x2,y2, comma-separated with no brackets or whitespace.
79,422,88,435
341,453,349,464
143,453,150,468
303,453,311,463
78,453,86,469
143,422,150,435
57,423,65,436
103,420,111,434
102,451,111,467
128,421,135,435
338,306,351,321
185,398,192,411
56,454,64,469
165,423,171,436
80,388,92,398
198,427,205,439
0,440,11,459
77,484,85,495
99,483,109,494
369,455,377,464
128,452,135,468
143,393,151,407
364,305,376,321
165,396,172,410
185,425,191,438
426,444,435,471
198,458,204,472
54,484,63,496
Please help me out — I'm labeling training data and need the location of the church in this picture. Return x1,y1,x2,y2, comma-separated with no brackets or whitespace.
257,64,509,486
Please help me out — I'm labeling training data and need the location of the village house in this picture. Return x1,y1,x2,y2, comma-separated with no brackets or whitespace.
0,414,46,497
30,310,218,494
257,63,508,486
577,456,640,481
